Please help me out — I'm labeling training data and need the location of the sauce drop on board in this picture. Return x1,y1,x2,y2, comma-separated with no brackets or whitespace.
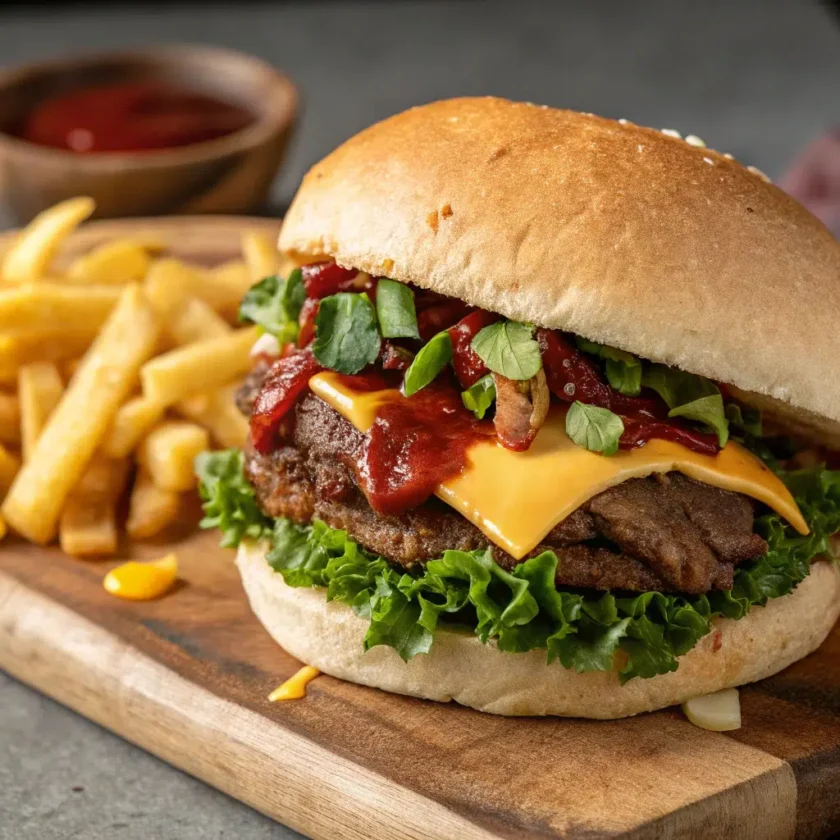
19,80,253,153
102,554,178,601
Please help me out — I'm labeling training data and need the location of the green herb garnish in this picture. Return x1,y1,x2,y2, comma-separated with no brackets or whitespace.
403,331,453,396
375,279,420,339
461,374,496,419
565,401,625,456
313,292,381,374
471,320,542,381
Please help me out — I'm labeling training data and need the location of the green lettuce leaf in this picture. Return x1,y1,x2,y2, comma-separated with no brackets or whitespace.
194,449,272,548
196,447,840,683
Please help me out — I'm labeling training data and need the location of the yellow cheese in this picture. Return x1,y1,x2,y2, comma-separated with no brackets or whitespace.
309,372,808,560
268,666,321,701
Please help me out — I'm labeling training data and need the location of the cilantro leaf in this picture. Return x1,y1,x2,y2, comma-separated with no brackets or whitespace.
726,403,763,437
642,364,729,446
670,393,729,447
313,292,381,374
575,338,642,396
565,401,624,455
403,331,453,396
194,449,271,548
461,374,496,419
471,320,542,380
239,270,305,343
375,279,420,339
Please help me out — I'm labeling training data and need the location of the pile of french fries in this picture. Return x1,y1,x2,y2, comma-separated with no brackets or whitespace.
0,197,282,557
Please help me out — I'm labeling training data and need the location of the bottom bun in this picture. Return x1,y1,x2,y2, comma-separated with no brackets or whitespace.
237,542,840,718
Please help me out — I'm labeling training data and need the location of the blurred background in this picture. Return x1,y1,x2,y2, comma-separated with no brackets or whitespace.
1,1,839,838
1,0,840,225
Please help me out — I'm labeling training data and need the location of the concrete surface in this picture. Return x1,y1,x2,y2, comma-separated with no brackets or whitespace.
1,1,839,837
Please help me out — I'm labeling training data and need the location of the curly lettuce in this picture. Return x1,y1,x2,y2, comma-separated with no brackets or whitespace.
196,449,840,682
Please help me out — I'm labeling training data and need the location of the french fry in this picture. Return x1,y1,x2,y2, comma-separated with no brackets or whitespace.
1,196,95,283
242,231,280,283
143,258,201,315
0,392,20,444
145,257,253,323
18,362,64,460
59,456,130,557
0,331,97,386
167,297,230,345
126,469,181,539
200,260,253,320
175,383,249,448
140,326,258,406
101,396,165,459
0,513,6,541
61,357,83,381
66,239,154,285
0,283,121,336
2,284,161,544
138,421,209,492
0,444,21,499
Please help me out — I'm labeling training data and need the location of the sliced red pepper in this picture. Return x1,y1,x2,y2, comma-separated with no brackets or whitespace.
538,329,663,416
447,310,500,388
416,299,473,341
538,329,720,454
250,350,323,454
620,416,719,455
300,262,361,299
380,340,413,371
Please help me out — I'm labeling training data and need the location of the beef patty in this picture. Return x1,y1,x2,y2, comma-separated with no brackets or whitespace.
244,392,768,594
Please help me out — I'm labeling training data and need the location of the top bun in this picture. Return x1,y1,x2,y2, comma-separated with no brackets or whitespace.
279,97,840,440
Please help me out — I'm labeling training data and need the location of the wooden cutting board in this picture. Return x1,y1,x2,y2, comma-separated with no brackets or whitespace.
1,218,840,840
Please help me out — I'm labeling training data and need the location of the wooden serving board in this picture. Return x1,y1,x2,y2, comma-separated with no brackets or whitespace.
2,218,840,840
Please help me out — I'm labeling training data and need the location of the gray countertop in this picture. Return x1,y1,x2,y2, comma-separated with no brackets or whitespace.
1,1,839,837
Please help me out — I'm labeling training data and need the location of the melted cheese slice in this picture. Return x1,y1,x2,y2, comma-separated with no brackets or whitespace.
309,372,808,559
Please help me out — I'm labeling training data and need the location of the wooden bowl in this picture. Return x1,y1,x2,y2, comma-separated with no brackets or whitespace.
0,45,298,222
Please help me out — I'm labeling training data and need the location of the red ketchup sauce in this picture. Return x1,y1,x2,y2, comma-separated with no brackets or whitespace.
348,374,493,515
19,81,253,153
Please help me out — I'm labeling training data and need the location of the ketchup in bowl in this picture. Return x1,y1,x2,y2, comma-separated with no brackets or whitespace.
18,80,254,153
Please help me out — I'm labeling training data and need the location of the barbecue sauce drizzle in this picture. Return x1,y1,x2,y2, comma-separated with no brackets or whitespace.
249,260,722,514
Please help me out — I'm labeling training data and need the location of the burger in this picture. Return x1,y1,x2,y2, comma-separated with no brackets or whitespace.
196,97,840,718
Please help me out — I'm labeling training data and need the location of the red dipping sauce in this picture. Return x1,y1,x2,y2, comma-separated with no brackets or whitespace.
19,80,253,153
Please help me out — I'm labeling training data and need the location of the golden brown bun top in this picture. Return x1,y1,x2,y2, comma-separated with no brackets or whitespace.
279,97,840,440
